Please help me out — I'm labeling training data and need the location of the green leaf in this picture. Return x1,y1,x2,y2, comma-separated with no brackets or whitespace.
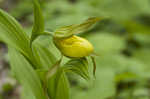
55,68,70,99
0,9,31,57
9,47,47,99
31,37,69,99
47,68,70,99
21,86,36,99
123,20,150,34
36,69,48,82
133,48,150,66
0,9,41,68
31,0,45,43
71,68,116,99
54,17,101,38
91,69,116,99
87,33,126,55
32,43,57,69
64,58,90,80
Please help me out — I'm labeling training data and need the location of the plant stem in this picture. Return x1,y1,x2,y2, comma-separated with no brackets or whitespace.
43,55,63,99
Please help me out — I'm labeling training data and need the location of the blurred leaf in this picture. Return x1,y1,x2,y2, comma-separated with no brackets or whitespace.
96,54,150,80
10,0,32,19
54,17,101,38
134,33,150,47
31,0,45,43
123,20,150,34
117,88,134,99
95,69,116,99
115,72,137,83
81,0,150,21
87,33,126,55
71,68,116,99
9,47,47,99
133,49,150,66
133,88,150,98
64,58,90,80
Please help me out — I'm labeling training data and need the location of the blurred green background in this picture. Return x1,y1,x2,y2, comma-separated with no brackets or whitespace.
0,0,150,99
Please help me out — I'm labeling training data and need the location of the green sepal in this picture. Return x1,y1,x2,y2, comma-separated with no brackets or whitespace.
64,58,90,80
54,17,102,38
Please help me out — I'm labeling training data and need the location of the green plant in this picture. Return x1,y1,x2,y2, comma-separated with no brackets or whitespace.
0,0,100,99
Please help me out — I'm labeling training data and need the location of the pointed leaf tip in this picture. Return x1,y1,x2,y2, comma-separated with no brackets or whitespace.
30,0,45,44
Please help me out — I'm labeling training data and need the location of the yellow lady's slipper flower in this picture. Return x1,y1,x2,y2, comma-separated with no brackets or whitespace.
53,35,94,58
53,17,101,77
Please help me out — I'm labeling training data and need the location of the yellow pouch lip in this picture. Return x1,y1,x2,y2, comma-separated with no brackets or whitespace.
53,35,94,58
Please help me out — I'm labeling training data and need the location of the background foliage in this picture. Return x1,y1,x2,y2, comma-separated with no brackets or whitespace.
0,0,150,99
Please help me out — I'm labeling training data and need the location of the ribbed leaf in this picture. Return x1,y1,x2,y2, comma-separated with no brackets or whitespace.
9,47,47,99
47,68,70,99
64,58,90,80
31,0,45,43
32,43,57,69
31,40,69,99
0,9,41,68
0,9,31,57
55,68,70,99
54,17,101,38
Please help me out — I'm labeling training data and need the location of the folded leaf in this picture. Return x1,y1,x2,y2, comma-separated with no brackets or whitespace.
54,17,101,38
